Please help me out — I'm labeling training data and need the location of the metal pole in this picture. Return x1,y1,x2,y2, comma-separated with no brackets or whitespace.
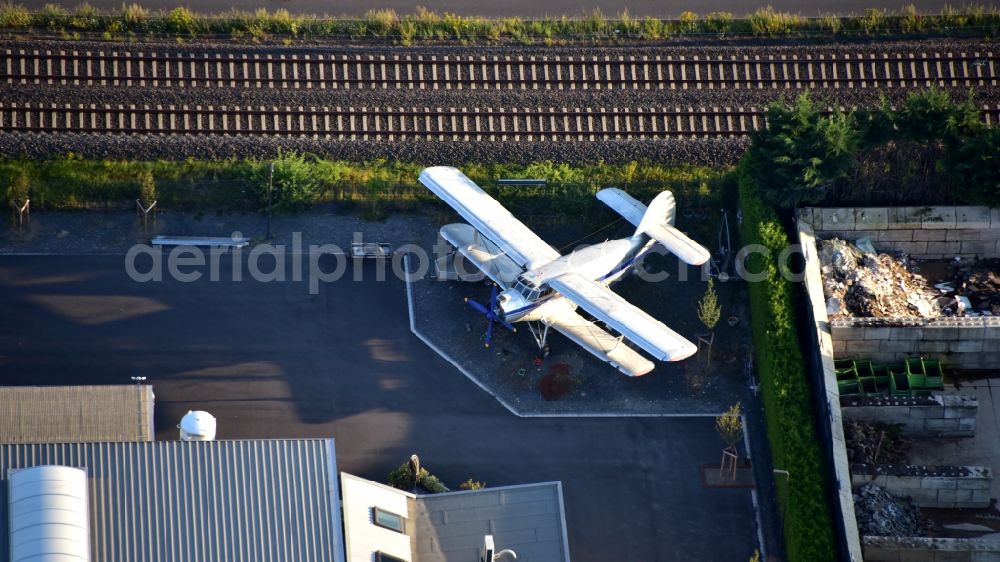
267,162,274,240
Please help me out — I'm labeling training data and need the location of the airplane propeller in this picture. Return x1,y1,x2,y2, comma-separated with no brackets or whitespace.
464,284,516,348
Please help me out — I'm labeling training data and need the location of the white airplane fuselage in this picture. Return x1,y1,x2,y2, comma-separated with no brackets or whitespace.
495,234,657,323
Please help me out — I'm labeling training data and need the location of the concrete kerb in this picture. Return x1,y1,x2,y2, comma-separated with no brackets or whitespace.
403,254,770,560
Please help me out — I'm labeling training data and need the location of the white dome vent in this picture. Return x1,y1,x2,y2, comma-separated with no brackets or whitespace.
178,410,217,441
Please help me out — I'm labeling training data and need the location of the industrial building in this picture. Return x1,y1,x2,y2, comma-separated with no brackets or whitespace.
0,439,344,562
341,473,570,562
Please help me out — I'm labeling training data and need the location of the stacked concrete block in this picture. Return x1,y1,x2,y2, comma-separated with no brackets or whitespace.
851,465,992,509
841,395,978,437
864,537,1000,562
826,304,1000,369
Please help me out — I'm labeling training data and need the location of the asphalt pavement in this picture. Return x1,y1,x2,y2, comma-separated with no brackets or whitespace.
0,254,760,561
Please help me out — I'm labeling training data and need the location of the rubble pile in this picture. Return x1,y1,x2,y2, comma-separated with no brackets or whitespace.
820,238,939,318
854,484,927,538
844,421,910,464
943,259,1000,315
820,238,1000,318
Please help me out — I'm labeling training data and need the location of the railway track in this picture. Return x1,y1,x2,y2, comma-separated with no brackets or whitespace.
3,48,996,91
3,102,999,140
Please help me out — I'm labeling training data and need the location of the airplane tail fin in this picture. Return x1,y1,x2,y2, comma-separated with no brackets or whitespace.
634,191,711,266
635,191,676,236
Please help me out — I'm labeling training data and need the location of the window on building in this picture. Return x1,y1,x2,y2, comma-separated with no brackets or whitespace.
373,507,405,533
376,552,406,562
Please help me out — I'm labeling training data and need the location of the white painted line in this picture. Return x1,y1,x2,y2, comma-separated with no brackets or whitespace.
403,255,727,419
404,254,523,417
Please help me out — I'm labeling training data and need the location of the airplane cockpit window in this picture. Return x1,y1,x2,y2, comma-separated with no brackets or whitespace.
514,276,543,301
513,277,551,301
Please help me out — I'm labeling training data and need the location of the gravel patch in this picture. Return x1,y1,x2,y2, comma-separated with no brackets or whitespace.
0,131,750,164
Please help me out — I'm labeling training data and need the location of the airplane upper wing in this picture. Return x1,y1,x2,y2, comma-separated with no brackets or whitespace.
419,167,561,269
542,305,656,377
547,272,698,362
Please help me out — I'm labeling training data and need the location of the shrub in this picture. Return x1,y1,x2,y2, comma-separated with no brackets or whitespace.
6,169,30,203
860,8,887,34
398,19,417,45
387,463,415,490
738,170,835,562
747,6,799,35
944,127,1000,206
704,11,733,33
69,2,100,30
120,2,148,25
893,88,982,143
137,170,156,206
898,4,925,33
678,11,698,32
459,479,485,491
418,470,449,493
166,6,195,34
746,94,859,209
364,8,396,37
697,278,721,330
582,7,608,35
715,402,743,448
33,3,67,29
250,151,321,212
640,16,663,38
818,14,842,34
0,1,31,27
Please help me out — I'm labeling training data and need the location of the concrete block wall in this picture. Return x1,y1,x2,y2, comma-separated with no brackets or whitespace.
864,536,1000,562
798,221,865,561
841,395,978,437
851,465,992,508
830,316,1000,369
799,206,1000,260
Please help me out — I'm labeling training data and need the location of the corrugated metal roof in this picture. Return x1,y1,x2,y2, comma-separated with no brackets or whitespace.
0,386,154,443
0,440,344,562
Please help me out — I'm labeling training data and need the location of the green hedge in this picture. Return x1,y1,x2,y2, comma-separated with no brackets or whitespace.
738,167,835,562
0,156,727,217
1,3,997,44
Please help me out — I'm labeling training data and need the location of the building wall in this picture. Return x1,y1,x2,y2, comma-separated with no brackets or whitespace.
341,474,413,562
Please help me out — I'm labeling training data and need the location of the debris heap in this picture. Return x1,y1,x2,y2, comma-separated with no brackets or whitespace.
820,238,938,318
844,421,910,465
945,259,1000,315
854,484,927,538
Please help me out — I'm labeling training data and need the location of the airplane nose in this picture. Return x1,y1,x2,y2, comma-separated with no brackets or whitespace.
495,294,509,321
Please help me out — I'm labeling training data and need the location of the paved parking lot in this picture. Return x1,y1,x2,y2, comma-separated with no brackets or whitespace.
0,254,760,561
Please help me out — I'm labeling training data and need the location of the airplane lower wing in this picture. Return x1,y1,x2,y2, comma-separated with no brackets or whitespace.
547,272,698,362
419,167,561,269
439,223,523,288
544,309,656,377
